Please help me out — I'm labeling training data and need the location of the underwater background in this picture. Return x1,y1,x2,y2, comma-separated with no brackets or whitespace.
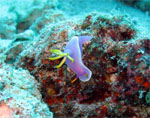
0,0,150,118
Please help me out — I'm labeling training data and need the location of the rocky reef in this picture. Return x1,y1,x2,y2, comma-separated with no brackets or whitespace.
0,63,53,117
0,0,150,118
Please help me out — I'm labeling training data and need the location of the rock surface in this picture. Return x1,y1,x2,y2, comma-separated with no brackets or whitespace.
0,64,53,117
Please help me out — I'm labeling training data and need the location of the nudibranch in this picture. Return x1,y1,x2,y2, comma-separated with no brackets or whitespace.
49,36,92,82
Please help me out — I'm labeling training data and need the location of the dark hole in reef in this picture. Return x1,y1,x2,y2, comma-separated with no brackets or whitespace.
0,33,6,39
14,38,30,42
17,21,31,33
121,32,131,40
122,107,137,117
79,83,111,104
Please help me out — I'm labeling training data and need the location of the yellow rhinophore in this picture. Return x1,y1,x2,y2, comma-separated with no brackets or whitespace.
48,49,74,68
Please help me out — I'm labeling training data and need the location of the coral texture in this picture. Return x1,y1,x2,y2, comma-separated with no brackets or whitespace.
9,12,149,117
0,0,150,117
0,64,53,117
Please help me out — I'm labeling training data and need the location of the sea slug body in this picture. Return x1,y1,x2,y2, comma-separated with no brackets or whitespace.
64,36,92,82
49,36,92,82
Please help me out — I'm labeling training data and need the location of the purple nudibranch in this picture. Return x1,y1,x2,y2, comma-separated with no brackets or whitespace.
49,36,92,82
64,36,92,82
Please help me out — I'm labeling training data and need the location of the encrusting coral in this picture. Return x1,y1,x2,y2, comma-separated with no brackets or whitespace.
4,10,150,118
1,0,149,117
